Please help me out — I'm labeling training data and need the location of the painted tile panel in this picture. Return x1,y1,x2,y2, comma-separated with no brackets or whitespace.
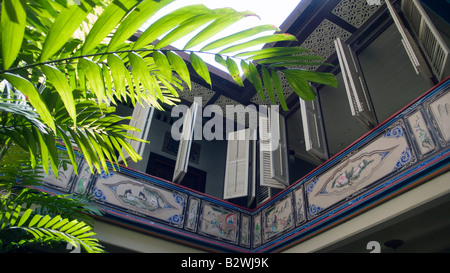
240,214,251,248
406,108,436,157
262,193,295,243
306,123,414,219
185,197,200,232
198,202,239,244
293,185,306,226
252,212,262,248
428,90,450,144
73,160,94,194
94,172,186,228
42,157,82,192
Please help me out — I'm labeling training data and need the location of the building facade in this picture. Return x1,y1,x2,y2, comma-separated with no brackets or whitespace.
38,0,450,253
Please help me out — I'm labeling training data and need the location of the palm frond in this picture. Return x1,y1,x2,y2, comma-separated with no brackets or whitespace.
0,197,104,253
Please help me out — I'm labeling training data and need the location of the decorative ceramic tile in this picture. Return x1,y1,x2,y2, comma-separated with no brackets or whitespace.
94,172,186,227
306,123,413,219
240,214,251,248
73,160,94,194
262,193,295,243
252,212,262,248
42,157,82,192
332,0,382,28
428,90,450,145
185,197,200,232
198,202,239,244
406,108,436,157
293,185,306,226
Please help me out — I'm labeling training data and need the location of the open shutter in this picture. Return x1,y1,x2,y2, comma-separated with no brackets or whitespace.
257,185,272,206
248,132,256,207
223,128,256,200
259,106,289,189
384,0,435,85
123,103,154,162
300,97,329,162
334,37,378,129
270,112,290,185
173,101,199,184
400,0,449,81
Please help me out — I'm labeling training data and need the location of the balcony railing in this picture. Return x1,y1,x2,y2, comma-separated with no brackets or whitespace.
37,77,450,253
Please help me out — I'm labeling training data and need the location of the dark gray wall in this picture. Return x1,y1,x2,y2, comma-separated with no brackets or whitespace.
318,23,431,156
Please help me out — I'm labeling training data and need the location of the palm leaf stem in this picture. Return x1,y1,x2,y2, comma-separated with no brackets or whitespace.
0,48,295,75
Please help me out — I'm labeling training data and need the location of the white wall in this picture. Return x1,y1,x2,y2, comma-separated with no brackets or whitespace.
93,220,205,253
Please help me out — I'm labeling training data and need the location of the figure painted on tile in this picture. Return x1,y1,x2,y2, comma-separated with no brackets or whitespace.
437,103,449,117
271,214,278,232
332,159,374,189
187,200,198,229
116,185,175,213
254,221,261,243
413,115,433,149
201,205,238,242
241,217,249,245
263,199,294,241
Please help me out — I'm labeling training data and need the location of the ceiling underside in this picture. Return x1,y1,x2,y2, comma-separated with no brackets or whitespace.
172,0,386,116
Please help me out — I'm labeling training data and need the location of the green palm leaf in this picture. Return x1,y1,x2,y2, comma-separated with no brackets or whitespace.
81,0,140,55
190,52,211,86
248,62,264,100
41,65,77,125
219,34,298,54
261,66,275,104
167,51,191,90
0,197,104,253
201,24,279,51
283,71,316,101
225,57,244,87
271,69,288,111
106,53,128,101
155,13,221,50
1,0,27,70
1,73,56,132
79,58,107,104
133,4,213,50
107,0,174,52
183,9,257,50
40,0,97,61
153,51,173,81
128,52,162,103
234,46,311,59
283,69,338,88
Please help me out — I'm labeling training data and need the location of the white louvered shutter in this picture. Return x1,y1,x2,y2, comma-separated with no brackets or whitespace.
248,132,256,207
123,103,154,162
259,106,289,189
223,129,254,200
384,0,435,85
257,185,271,206
270,112,290,185
400,0,449,81
334,37,378,129
173,101,199,184
300,97,329,162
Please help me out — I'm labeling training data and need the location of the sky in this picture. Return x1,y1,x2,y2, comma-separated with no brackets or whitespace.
140,0,302,70
143,0,302,28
